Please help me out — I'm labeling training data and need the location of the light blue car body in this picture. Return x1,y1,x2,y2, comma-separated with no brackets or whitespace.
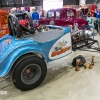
0,25,71,77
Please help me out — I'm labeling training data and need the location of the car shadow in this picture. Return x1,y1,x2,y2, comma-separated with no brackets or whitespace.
0,65,73,100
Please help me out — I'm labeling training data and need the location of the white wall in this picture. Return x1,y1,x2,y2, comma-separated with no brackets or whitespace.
97,3,100,8
80,0,86,5
43,0,63,11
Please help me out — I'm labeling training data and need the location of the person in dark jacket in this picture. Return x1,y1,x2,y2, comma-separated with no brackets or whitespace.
94,20,99,32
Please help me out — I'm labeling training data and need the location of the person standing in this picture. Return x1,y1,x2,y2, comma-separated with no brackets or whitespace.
10,9,16,14
30,8,35,16
96,8,100,22
32,9,39,26
96,8,100,32
94,8,100,33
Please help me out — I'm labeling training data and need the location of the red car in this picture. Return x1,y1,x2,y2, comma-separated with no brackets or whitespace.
39,8,88,30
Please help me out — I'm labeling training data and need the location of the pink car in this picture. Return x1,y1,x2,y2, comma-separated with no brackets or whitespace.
39,8,88,30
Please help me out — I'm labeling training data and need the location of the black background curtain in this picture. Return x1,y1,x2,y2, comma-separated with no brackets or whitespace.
86,0,98,4
63,0,79,6
63,0,98,6
0,0,41,7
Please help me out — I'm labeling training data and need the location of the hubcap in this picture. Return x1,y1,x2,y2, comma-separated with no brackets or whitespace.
21,64,42,85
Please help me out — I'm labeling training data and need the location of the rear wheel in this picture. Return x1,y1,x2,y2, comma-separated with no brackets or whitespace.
12,55,47,91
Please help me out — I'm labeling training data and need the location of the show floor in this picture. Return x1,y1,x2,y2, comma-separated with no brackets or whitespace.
0,34,100,100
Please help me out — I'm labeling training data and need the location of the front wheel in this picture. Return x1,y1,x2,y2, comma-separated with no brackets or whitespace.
12,56,47,91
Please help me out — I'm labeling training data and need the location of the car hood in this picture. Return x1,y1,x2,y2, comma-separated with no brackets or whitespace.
71,18,88,23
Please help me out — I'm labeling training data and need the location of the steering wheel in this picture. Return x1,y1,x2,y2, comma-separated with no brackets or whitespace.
8,14,22,38
8,12,42,38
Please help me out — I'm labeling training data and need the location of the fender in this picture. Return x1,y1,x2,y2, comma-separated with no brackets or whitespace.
0,46,48,77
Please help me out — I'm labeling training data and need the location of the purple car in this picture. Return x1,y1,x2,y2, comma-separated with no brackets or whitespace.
39,8,88,30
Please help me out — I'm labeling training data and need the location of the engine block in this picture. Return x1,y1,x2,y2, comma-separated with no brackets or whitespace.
71,29,94,49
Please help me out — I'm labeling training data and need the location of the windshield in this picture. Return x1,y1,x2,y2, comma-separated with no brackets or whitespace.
48,12,54,18
67,10,75,17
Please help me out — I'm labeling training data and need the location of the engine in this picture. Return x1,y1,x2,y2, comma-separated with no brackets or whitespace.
69,24,95,49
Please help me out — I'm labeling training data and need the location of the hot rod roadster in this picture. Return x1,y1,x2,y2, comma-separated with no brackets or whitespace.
0,11,99,91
